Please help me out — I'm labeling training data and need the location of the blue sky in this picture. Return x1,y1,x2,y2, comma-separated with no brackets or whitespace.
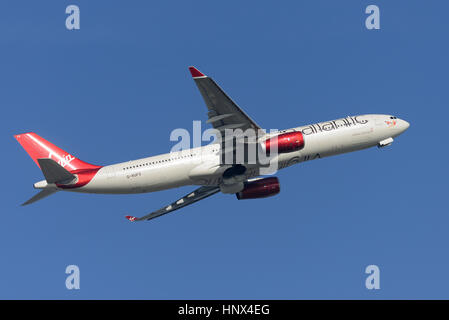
1,1,448,299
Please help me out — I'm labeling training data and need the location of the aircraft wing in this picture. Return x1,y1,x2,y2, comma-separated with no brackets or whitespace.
189,66,262,134
125,186,220,222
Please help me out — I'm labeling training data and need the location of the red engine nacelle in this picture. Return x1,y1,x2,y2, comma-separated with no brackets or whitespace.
236,177,280,200
264,131,304,154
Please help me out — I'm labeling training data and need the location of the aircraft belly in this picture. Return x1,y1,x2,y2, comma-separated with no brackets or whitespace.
271,128,379,170
77,163,194,194
138,167,193,192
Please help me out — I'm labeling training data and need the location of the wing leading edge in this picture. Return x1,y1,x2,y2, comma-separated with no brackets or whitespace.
188,66,262,134
125,186,220,222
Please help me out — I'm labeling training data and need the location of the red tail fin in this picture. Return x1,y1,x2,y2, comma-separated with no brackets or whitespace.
14,132,100,172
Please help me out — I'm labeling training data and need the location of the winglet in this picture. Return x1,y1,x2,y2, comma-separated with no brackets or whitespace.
188,66,207,79
125,215,138,222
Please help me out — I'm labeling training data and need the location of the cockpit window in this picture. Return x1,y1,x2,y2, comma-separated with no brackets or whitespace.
390,116,397,119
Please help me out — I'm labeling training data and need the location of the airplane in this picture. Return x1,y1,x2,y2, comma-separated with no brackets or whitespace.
14,66,410,222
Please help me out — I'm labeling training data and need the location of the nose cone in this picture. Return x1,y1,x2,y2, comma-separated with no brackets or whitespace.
401,119,410,132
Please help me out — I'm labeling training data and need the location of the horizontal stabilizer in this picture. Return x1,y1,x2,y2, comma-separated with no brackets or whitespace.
37,158,76,184
22,189,57,206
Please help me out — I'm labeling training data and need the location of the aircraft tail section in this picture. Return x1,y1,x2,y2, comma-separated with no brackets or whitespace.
14,132,100,172
21,159,76,206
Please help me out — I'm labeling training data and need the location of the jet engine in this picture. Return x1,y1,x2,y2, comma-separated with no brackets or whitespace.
263,131,305,154
236,177,280,200
220,164,247,194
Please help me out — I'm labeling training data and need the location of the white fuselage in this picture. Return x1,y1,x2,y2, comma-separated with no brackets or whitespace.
68,114,409,194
